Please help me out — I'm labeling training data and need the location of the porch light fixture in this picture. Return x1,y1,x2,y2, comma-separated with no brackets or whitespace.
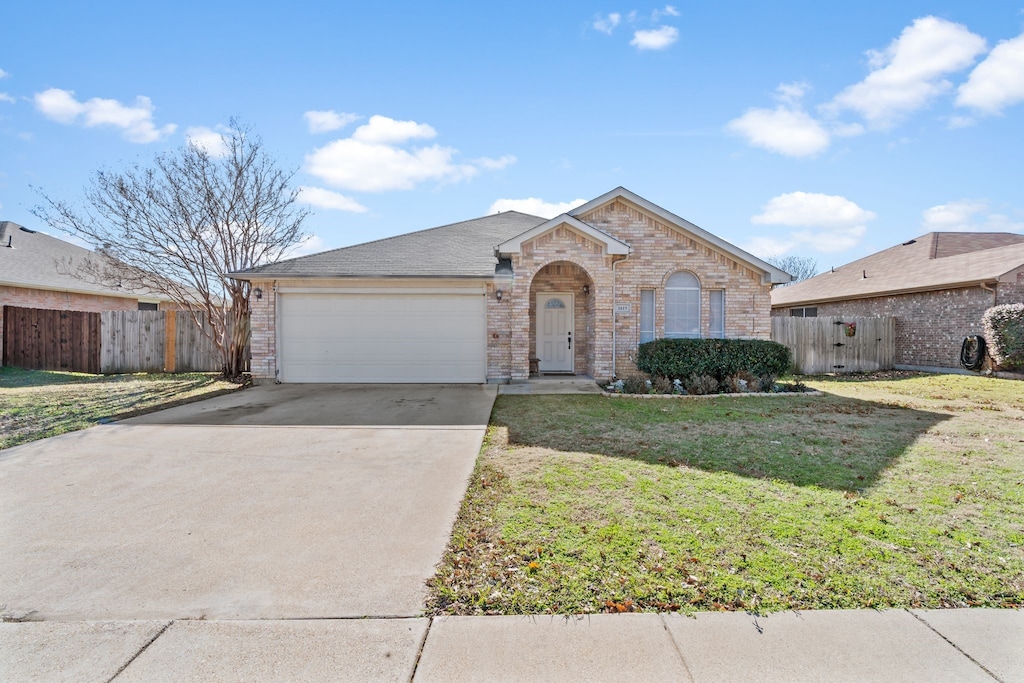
253,287,263,300
582,284,590,295
495,289,504,302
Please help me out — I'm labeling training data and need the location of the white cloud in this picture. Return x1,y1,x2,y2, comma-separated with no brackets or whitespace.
296,186,368,213
283,234,330,258
351,115,436,144
651,5,680,21
472,155,517,170
828,16,987,129
946,115,976,129
303,109,360,134
185,126,230,157
593,12,621,34
749,191,876,254
957,32,1024,115
33,88,176,143
921,199,1024,232
631,26,679,51
0,93,14,104
727,106,831,157
0,68,7,79
775,81,811,104
489,197,587,219
305,115,507,193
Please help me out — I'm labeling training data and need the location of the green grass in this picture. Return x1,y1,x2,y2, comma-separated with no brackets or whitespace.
427,372,1024,615
0,367,238,450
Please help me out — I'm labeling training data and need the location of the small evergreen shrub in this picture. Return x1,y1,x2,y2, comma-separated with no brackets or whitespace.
637,338,792,382
982,304,1024,369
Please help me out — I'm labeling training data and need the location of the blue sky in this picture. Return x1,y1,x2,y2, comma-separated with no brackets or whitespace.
1,1,1022,270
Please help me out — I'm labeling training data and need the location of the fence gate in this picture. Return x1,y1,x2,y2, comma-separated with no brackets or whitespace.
771,316,895,374
2,306,101,373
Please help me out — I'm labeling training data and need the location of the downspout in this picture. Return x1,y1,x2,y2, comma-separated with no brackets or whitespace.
610,250,631,379
980,282,997,308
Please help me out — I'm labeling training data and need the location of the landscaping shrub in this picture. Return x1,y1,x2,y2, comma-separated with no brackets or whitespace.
637,338,792,382
619,375,651,394
982,303,1024,369
684,374,720,395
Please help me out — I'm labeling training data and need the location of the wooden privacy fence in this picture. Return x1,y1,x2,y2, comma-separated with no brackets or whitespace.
2,306,248,374
2,307,101,373
772,316,896,374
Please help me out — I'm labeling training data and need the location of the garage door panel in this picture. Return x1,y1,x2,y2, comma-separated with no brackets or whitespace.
279,293,486,383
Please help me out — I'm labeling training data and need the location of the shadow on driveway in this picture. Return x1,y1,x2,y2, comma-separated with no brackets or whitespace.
125,383,496,427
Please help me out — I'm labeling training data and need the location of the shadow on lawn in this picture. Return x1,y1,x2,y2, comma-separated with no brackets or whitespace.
490,393,951,491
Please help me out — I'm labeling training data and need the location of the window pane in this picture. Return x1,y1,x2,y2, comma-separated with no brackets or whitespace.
640,289,654,345
666,271,699,289
805,307,817,317
665,289,700,338
710,290,724,338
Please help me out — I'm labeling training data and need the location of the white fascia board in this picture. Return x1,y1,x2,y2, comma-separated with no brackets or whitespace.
496,214,630,255
568,187,792,284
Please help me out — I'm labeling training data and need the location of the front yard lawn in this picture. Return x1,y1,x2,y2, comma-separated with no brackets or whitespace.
428,372,1024,615
0,367,239,450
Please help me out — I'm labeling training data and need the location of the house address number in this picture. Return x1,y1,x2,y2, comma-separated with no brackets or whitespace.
614,303,632,314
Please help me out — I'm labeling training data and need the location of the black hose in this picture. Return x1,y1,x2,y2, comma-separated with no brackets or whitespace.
960,335,986,371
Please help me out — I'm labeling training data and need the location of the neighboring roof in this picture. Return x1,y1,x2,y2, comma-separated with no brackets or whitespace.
0,221,169,301
496,214,631,256
772,231,1024,308
232,211,546,279
569,187,792,284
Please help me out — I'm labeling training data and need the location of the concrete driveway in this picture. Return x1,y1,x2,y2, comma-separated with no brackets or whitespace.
0,383,495,621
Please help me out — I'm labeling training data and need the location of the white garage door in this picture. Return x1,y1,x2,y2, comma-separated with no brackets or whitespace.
278,292,486,383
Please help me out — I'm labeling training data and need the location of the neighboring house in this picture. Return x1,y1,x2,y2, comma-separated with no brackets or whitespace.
771,232,1024,370
230,187,790,383
0,221,175,364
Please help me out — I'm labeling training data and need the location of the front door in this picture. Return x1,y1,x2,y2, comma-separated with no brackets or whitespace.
536,293,574,373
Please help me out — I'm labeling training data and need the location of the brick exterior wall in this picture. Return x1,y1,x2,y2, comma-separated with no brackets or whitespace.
0,285,143,366
489,198,772,381
248,198,776,383
248,280,277,380
772,275,1024,368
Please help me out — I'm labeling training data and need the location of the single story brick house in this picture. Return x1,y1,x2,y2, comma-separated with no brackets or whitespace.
230,187,790,383
0,221,174,365
771,231,1024,370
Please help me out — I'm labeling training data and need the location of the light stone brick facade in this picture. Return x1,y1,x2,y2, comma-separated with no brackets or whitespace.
247,195,776,383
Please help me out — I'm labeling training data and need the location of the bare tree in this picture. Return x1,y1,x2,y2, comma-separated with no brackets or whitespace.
34,122,309,378
768,255,818,285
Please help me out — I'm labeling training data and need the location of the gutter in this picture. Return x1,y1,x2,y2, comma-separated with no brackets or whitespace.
771,279,1004,309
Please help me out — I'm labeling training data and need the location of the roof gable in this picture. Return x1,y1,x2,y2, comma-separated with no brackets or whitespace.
569,187,790,284
495,214,631,256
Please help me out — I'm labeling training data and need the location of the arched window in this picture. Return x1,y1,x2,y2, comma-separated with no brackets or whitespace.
665,271,700,338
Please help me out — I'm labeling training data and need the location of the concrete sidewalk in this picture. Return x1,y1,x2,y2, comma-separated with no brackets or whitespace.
3,609,1020,682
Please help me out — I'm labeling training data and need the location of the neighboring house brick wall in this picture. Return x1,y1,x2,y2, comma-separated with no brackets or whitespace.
0,285,139,366
774,285,1002,368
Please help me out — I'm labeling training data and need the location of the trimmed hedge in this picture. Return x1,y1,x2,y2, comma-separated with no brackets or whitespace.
982,303,1024,369
636,338,792,380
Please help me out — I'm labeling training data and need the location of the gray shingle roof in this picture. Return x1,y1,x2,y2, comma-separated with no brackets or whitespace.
234,211,546,279
772,232,1024,307
0,221,168,300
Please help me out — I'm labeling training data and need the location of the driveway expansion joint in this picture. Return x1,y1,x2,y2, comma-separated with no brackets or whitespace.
105,620,171,683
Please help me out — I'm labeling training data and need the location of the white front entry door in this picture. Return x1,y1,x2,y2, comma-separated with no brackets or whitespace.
536,293,574,373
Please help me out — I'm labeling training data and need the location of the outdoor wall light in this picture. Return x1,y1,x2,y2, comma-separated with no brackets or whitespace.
253,287,263,300
495,289,504,302
582,284,590,295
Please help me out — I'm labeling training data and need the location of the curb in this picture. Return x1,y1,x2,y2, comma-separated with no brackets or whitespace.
600,390,823,399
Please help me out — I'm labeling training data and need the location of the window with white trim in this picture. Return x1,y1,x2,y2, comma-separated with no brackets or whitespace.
639,289,655,345
665,271,700,338
709,290,725,338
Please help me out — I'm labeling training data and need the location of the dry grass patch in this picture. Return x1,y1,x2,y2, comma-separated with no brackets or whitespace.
427,372,1024,615
0,367,238,450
